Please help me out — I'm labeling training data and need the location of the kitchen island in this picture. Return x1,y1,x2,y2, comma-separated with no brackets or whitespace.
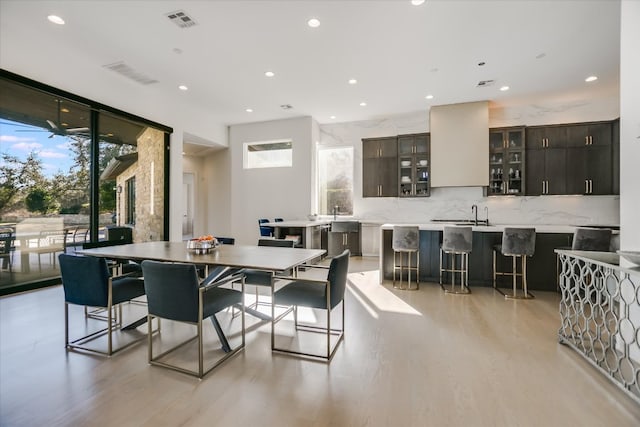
379,223,618,291
263,220,331,250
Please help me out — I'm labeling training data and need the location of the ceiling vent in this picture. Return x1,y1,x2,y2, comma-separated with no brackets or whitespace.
477,80,495,87
166,10,197,28
103,61,158,85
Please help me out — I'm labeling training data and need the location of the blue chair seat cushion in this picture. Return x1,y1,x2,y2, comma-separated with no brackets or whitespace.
274,280,328,310
112,277,146,305
201,287,243,319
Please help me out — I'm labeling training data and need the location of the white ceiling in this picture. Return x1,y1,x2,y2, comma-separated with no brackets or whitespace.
0,0,620,131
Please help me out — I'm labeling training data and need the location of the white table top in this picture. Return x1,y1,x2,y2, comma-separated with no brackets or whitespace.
78,241,325,272
263,220,331,228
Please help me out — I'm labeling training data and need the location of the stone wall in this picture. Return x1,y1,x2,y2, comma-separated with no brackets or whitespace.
116,127,165,242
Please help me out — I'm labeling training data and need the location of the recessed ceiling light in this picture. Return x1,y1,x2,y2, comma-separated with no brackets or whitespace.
359,102,367,107
330,115,336,119
585,75,598,82
265,71,275,77
47,15,65,25
425,94,434,100
61,123,68,127
178,85,188,91
500,86,510,91
348,79,357,85
246,108,253,113
60,108,70,113
411,0,426,5
307,18,320,28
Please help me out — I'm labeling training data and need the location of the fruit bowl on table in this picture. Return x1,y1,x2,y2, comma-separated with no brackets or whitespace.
187,236,219,254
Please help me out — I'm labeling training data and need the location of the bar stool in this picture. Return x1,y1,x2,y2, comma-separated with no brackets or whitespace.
556,227,612,290
439,226,473,294
493,227,536,299
392,226,419,290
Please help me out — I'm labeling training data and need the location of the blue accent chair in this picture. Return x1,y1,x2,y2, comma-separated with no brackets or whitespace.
140,260,246,378
272,249,349,361
258,218,273,237
59,253,147,356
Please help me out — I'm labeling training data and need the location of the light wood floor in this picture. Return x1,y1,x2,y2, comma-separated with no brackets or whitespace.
1,257,639,427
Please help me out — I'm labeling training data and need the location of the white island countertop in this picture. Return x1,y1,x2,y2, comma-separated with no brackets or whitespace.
380,223,619,234
263,220,332,228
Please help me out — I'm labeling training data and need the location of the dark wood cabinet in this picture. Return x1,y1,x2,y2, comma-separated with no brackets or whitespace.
525,126,567,196
565,122,613,195
328,222,361,257
488,127,525,196
398,133,430,197
362,137,398,197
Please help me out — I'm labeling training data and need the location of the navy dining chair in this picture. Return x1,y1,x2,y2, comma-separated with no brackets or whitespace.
141,260,246,378
59,253,147,356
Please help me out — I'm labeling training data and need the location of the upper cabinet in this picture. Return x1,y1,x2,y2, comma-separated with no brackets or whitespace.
362,137,398,197
525,120,617,196
488,127,525,196
398,133,430,197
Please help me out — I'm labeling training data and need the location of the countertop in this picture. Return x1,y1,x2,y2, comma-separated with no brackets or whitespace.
263,220,331,227
379,223,615,234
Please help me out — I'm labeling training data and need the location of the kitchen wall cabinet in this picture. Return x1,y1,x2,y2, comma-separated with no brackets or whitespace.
488,127,525,195
565,122,613,194
398,133,430,197
362,137,398,197
526,121,616,196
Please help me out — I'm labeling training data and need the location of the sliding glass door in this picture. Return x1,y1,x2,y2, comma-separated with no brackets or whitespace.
0,73,170,293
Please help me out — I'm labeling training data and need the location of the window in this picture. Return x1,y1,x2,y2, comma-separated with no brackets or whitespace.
317,146,353,215
243,140,292,169
125,177,136,225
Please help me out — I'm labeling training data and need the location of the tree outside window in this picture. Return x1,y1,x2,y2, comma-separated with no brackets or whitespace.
318,147,353,215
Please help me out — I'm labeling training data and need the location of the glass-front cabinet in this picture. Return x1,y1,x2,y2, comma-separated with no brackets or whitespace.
398,133,430,197
488,127,525,196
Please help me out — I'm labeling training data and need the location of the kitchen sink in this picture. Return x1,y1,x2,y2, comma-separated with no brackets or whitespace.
432,219,489,226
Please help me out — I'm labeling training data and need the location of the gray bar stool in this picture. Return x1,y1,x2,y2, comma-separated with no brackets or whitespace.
556,227,612,290
493,227,536,299
392,226,420,290
439,226,472,294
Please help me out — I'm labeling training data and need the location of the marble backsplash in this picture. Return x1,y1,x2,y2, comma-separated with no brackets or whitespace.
355,186,619,226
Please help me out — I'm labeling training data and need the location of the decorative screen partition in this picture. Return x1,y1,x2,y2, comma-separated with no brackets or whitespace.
557,250,640,405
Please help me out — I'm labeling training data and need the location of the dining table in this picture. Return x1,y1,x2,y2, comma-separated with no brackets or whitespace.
77,241,326,352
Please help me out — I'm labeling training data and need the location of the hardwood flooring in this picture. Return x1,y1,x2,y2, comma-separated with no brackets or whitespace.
1,257,639,426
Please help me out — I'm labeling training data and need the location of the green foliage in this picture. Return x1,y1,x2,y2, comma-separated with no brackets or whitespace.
25,187,56,214
0,152,45,213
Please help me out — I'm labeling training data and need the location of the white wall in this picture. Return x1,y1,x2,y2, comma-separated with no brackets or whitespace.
228,117,314,245
204,147,232,239
619,0,640,251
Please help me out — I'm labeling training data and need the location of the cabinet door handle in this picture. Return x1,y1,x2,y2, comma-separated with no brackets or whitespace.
590,136,593,145
585,180,589,194
542,181,545,194
589,180,593,194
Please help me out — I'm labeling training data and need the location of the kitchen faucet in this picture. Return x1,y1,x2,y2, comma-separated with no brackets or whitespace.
484,206,489,226
333,205,339,220
472,204,478,226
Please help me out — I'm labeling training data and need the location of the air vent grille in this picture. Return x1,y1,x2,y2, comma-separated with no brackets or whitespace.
103,61,158,85
477,80,495,87
166,10,197,28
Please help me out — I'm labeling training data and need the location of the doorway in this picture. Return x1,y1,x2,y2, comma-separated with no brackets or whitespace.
182,173,195,240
